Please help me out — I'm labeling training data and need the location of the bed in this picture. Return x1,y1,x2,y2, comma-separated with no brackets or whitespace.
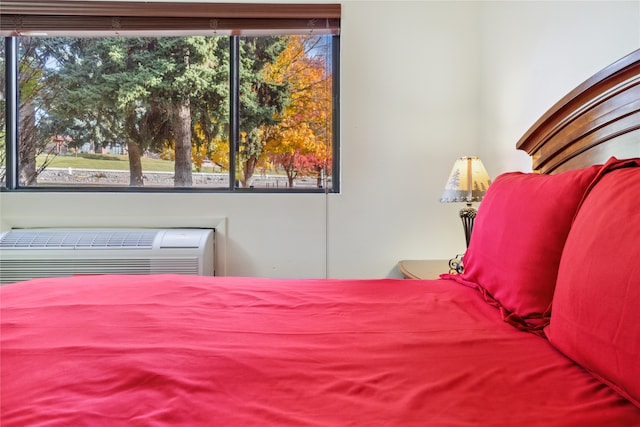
2,49,640,426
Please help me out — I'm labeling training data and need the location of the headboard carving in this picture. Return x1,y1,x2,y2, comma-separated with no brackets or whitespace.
517,49,640,173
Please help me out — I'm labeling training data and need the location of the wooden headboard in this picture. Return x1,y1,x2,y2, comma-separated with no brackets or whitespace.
517,49,640,173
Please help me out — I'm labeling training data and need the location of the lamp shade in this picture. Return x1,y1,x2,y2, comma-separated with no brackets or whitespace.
440,157,491,203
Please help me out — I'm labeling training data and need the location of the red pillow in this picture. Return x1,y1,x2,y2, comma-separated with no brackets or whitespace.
449,164,601,334
546,163,640,407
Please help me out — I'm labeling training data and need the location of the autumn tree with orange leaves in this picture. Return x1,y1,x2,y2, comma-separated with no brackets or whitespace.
262,35,332,188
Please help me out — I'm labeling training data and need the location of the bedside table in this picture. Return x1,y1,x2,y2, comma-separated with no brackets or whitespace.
398,259,450,279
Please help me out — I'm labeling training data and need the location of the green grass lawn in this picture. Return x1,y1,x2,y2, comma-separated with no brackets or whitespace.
37,154,217,173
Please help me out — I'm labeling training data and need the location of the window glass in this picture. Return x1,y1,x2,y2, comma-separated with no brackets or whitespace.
4,33,335,191
0,41,5,184
238,35,333,190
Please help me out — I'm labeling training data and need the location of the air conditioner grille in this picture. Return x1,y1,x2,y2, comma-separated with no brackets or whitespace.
0,230,158,249
0,258,201,284
0,228,214,284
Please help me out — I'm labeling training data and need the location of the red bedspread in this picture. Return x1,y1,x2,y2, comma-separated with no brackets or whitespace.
2,275,639,426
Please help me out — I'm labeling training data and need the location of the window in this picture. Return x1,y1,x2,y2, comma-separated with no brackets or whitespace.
0,2,340,192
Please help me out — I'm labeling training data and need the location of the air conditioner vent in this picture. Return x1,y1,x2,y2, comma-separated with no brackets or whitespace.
0,228,215,284
0,229,158,249
0,258,201,283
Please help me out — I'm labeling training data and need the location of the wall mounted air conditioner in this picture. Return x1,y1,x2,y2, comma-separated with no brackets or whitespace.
0,228,215,285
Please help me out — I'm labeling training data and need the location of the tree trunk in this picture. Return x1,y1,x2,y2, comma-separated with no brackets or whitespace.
127,141,144,186
19,99,38,186
287,171,294,188
173,99,193,187
242,154,257,188
316,166,323,189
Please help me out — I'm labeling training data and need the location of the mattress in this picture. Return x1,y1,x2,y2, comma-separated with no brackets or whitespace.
2,274,639,426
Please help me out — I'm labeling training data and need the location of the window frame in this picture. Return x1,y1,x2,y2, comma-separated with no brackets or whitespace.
1,1,340,193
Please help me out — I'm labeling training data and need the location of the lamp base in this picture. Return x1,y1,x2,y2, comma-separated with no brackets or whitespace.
459,203,477,248
448,254,464,274
449,204,476,273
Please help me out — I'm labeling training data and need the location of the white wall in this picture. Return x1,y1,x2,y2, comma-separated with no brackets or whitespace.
477,0,640,175
330,1,482,277
1,1,639,278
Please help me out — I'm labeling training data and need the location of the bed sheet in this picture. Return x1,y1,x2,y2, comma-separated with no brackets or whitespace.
2,275,639,426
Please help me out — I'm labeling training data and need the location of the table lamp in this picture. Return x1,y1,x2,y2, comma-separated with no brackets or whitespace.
440,156,491,248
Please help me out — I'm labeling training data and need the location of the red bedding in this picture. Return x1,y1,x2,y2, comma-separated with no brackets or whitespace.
2,274,639,426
